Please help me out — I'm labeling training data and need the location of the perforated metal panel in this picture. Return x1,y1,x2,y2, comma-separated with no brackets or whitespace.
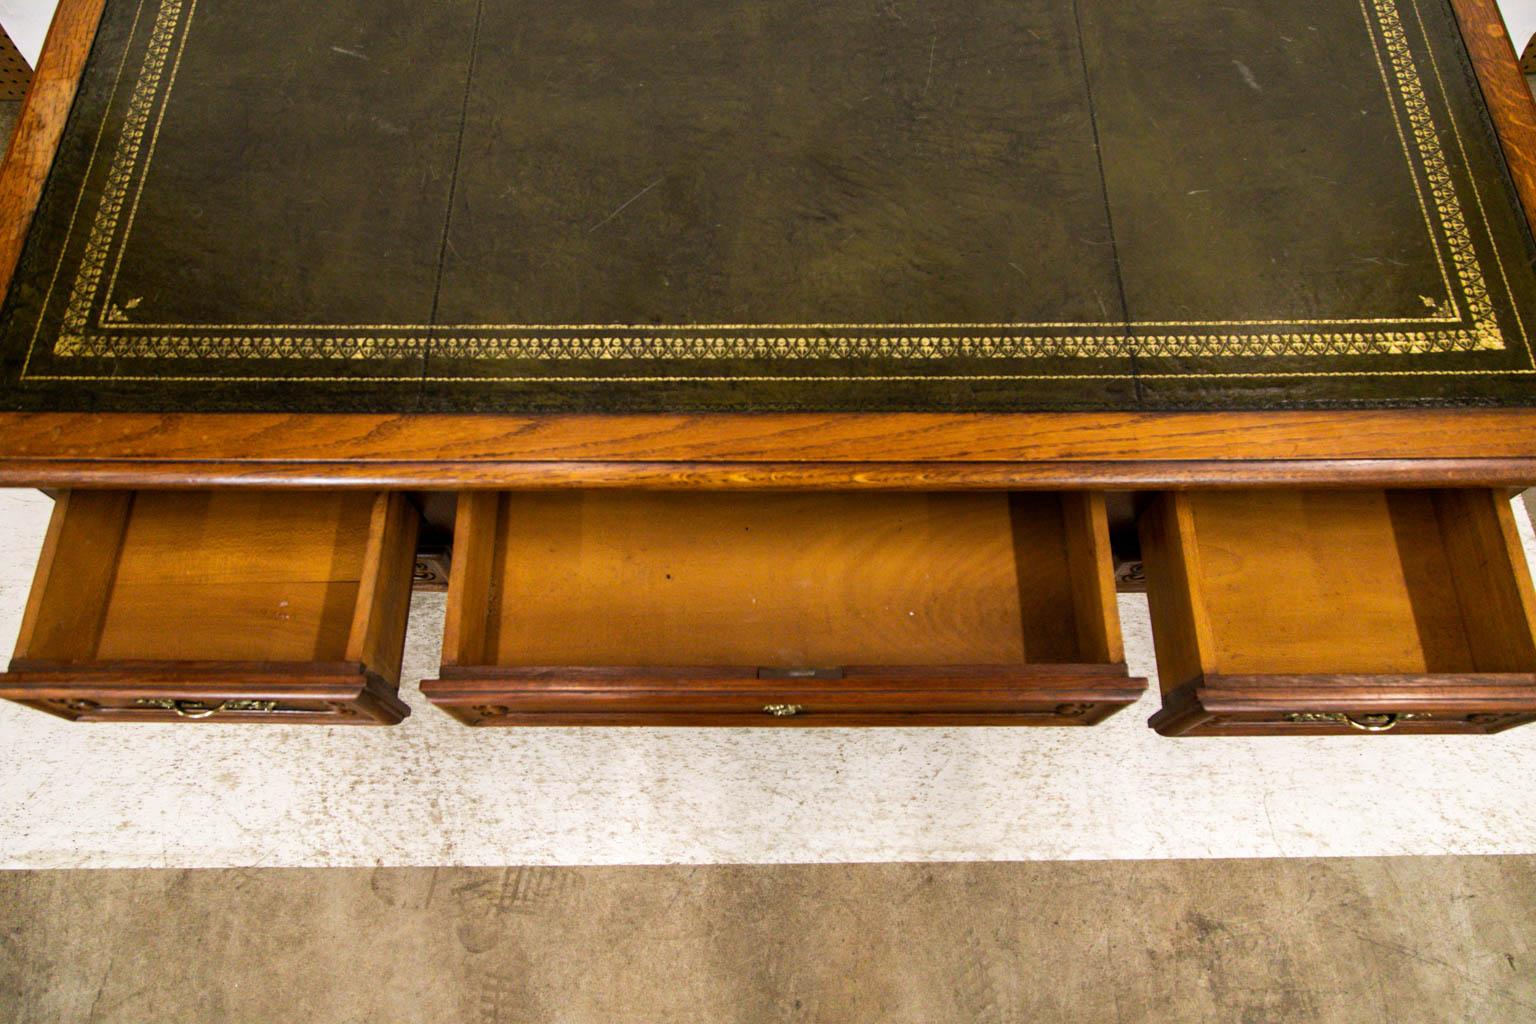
0,27,31,102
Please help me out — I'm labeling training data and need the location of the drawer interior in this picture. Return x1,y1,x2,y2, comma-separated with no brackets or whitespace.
21,492,377,665
4,490,418,724
444,490,1122,669
429,490,1144,725
1139,488,1536,735
1146,489,1536,680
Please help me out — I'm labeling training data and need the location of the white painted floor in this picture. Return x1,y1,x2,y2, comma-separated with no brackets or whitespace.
1,488,1534,868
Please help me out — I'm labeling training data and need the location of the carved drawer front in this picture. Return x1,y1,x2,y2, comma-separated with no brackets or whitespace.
424,491,1145,726
1139,490,1536,737
0,491,419,725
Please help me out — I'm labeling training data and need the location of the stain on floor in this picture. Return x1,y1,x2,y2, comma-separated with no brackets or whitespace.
2,856,1534,1023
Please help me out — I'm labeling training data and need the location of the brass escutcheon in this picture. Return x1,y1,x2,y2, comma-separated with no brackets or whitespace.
763,704,805,718
134,698,279,718
1282,711,1431,732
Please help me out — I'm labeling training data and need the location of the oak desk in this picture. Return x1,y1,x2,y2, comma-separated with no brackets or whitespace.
0,0,1534,733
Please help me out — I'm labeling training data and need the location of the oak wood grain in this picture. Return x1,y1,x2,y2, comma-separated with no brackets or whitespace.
1450,0,1536,240
1191,490,1465,676
2,414,1536,488
96,491,379,662
1062,492,1122,664
110,492,373,584
6,457,1536,489
480,491,1037,667
4,411,1536,462
345,493,420,686
96,580,361,662
13,490,130,661
1137,493,1218,696
440,492,499,668
1432,488,1536,672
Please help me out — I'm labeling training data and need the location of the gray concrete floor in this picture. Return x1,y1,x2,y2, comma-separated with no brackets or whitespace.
3,857,1534,1023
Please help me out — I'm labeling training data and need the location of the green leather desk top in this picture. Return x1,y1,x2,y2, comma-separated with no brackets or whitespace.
2,0,1535,413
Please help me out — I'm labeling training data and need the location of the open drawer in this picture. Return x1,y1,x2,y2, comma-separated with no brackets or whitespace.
1139,489,1536,736
423,491,1145,726
0,491,419,724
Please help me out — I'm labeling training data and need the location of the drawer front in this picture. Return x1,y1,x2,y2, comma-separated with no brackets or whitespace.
1150,676,1536,737
423,666,1147,727
1173,710,1535,737
21,695,370,725
0,663,412,725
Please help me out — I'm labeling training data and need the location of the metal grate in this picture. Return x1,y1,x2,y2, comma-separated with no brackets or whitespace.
0,27,30,101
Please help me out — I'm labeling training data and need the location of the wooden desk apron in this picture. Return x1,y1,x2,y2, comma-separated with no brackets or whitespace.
0,0,1534,484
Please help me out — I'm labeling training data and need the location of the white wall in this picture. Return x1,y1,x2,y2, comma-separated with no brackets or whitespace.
0,0,54,67
1503,0,1536,56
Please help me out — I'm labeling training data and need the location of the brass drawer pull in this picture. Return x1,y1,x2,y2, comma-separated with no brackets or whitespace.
763,704,805,718
1283,712,1432,732
134,698,278,718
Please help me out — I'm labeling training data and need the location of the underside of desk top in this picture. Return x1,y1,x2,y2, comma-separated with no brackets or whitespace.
1,0,1536,483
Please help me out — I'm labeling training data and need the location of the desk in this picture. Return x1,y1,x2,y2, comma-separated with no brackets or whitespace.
0,0,1534,733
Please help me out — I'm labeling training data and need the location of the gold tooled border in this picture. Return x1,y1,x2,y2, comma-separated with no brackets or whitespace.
21,0,1536,382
